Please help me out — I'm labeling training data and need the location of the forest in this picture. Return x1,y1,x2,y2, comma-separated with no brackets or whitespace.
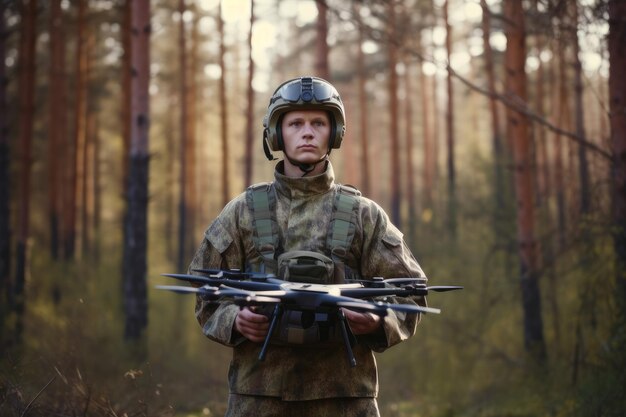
1,0,626,416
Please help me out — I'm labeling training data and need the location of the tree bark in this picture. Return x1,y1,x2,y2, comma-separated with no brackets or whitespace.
47,0,65,260
15,0,37,343
481,0,505,214
63,0,86,260
0,0,11,348
81,31,95,257
186,8,199,253
218,2,230,207
387,0,401,227
315,0,330,80
504,0,546,360
355,2,371,196
123,0,151,341
608,0,626,316
92,114,101,262
572,1,591,215
121,0,131,196
444,0,456,238
418,36,433,213
403,53,416,245
244,0,255,187
177,0,189,272
554,39,568,250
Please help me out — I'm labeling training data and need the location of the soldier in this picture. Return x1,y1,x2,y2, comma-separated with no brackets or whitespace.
190,76,427,417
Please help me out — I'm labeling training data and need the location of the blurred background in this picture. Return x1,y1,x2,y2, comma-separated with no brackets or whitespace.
1,0,625,416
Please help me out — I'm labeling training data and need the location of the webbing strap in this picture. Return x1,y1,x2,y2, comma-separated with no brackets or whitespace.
249,183,277,272
248,182,361,280
328,185,361,282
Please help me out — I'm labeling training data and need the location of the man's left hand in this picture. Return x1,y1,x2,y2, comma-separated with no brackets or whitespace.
342,309,382,335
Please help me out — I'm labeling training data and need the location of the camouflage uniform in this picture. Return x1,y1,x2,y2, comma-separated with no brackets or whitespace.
190,161,426,416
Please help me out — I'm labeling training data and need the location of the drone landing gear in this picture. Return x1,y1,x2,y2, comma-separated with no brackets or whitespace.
337,309,357,367
258,305,358,368
259,304,283,362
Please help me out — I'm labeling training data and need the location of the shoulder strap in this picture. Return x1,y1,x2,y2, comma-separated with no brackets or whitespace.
247,182,361,280
328,184,361,283
247,182,278,274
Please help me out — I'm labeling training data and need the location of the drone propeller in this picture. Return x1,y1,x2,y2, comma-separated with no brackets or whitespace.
161,273,216,286
426,285,464,292
383,277,428,285
347,277,463,292
192,268,278,281
335,300,441,315
156,284,284,304
162,273,284,292
155,284,218,294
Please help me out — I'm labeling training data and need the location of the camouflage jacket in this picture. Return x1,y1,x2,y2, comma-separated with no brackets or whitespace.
190,161,426,401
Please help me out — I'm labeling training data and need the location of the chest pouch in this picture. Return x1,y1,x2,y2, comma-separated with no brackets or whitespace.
260,250,342,347
277,250,335,285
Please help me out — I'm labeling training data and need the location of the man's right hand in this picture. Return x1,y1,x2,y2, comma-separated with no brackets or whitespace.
235,307,270,343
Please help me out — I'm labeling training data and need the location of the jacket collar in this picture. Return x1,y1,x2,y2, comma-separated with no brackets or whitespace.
273,160,335,198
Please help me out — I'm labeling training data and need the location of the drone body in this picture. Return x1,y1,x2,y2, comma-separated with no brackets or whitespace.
157,268,462,366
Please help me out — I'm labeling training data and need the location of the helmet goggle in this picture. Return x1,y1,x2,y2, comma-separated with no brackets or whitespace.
271,77,339,104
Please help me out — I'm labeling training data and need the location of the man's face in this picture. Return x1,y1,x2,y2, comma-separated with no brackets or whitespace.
281,110,331,168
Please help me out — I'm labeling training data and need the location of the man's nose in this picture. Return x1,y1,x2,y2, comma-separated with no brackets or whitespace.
302,123,314,136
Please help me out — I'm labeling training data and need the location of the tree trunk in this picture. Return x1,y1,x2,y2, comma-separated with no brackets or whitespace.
608,0,626,316
0,0,11,349
554,40,568,250
444,0,456,238
504,0,546,360
244,0,255,187
315,0,330,80
387,0,401,227
533,5,550,206
48,0,65,260
81,31,95,257
403,54,416,245
218,2,229,207
92,114,101,263
165,95,176,263
418,36,433,213
481,0,505,215
15,0,37,343
572,1,591,215
355,2,371,196
187,9,199,252
123,0,151,341
177,0,188,272
122,0,131,196
532,0,560,351
64,0,87,260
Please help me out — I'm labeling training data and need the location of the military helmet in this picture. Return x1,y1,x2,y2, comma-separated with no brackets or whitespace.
263,76,346,160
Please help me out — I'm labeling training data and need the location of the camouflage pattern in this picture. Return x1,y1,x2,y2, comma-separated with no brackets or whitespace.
224,394,380,417
190,161,426,402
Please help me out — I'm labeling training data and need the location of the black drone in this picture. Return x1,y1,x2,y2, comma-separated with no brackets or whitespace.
157,269,463,366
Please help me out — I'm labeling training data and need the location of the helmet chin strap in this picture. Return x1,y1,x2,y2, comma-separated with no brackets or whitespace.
284,152,330,177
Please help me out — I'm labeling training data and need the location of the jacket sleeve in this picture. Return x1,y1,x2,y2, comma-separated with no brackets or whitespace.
356,201,427,352
189,202,248,347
